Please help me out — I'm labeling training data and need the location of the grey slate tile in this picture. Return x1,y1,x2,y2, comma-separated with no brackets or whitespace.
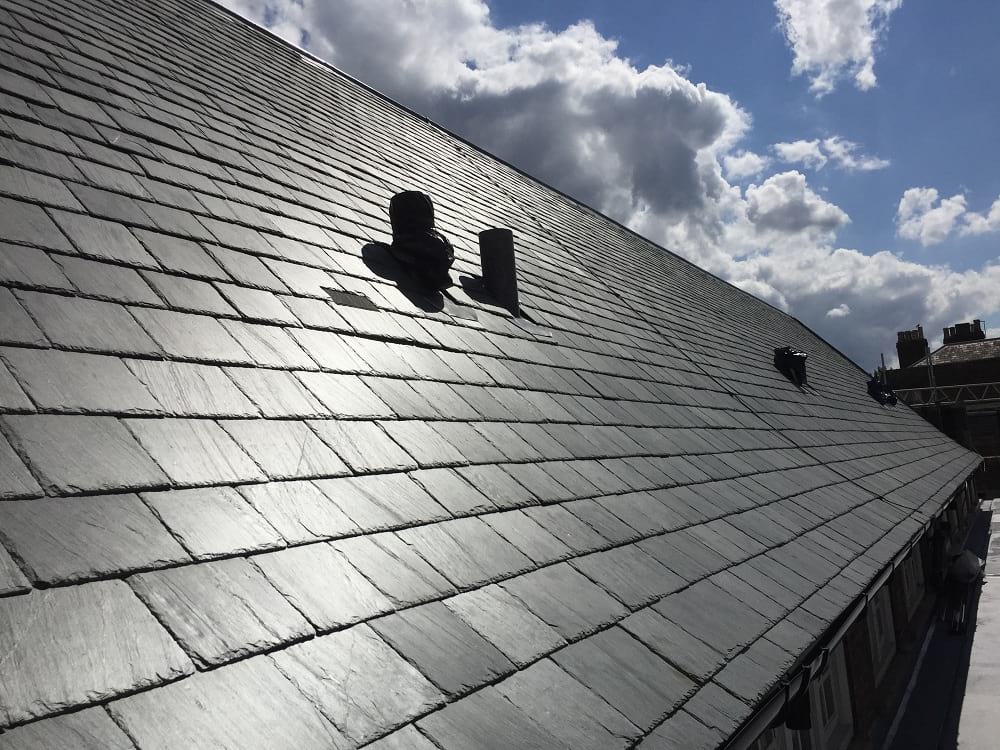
125,359,259,417
620,608,726,681
572,544,685,608
395,516,532,588
409,466,496,515
0,241,70,288
0,360,32,410
0,706,135,750
131,557,312,667
333,533,455,606
205,244,288,291
0,580,193,726
126,418,265,486
0,543,29,596
370,601,515,696
0,431,42,499
456,462,538,508
682,681,753,737
237,480,359,544
220,419,348,479
365,725,439,750
317,474,450,531
308,419,417,473
1,347,161,414
553,626,696,731
217,283,298,324
498,659,640,749
272,624,443,744
379,420,467,467
129,307,251,363
483,509,573,564
133,228,228,278
523,503,609,553
444,583,566,666
49,210,157,266
502,562,629,640
565,498,642,544
55,255,161,304
109,656,351,750
418,686,572,750
3,414,167,494
0,195,74,252
219,320,316,369
290,328,368,371
298,371,393,418
224,368,326,417
142,486,283,559
0,288,46,346
638,709,725,750
0,493,188,584
254,542,393,630
143,270,236,315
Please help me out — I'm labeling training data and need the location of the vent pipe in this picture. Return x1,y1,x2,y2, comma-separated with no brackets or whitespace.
478,228,519,316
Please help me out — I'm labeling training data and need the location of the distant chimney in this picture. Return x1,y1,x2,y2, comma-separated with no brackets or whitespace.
478,228,519,315
943,319,987,345
896,325,927,368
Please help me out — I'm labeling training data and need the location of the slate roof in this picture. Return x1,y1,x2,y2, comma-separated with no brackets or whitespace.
914,337,1000,367
0,0,982,747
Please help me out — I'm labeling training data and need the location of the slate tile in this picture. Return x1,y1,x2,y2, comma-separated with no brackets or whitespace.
289,328,368,371
143,270,236,315
0,196,74,252
1,347,161,414
0,242,70,288
205,244,288,291
272,624,444,744
503,462,576,502
0,543,29,596
217,283,297,324
254,542,392,630
565,498,642,544
305,419,412,473
365,725,439,750
317,474,450,531
131,557,312,667
418,686,571,750
126,418,265,485
0,289,43,346
263,257,335,297
134,307,256,364
553,626,695,731
3,414,167,494
0,580,193,726
0,706,134,749
395,516,532,588
125,359,258,417
223,367,326,417
523,503,609,553
503,562,629,640
298,371,393,418
219,320,316,368
132,228,228,279
49,210,156,266
55,255,161,304
682,681,752,737
455,462,538,509
238,480,359,544
638,709,724,750
498,659,640,749
16,291,160,355
409,466,495,514
573,545,685,608
0,431,42,499
429,420,509,463
620,608,726,681
0,493,188,584
220,419,348,479
0,360,31,410
142,486,283,559
371,601,515,696
444,583,566,666
483,509,573,564
654,579,770,658
110,656,350,750
333,533,455,606
282,296,352,332
380,420,466,467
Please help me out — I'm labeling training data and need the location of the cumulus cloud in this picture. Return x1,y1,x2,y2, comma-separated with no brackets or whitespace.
826,303,851,318
774,0,903,95
723,150,771,180
773,136,888,171
962,196,1000,236
218,0,1000,367
897,188,968,245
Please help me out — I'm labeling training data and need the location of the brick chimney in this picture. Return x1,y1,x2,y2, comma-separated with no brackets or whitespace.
896,325,928,368
943,319,987,345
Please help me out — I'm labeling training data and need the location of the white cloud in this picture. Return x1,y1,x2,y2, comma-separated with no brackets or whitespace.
826,303,851,318
774,0,903,95
773,136,888,171
723,150,771,180
218,0,1000,368
897,188,967,245
962,196,1000,236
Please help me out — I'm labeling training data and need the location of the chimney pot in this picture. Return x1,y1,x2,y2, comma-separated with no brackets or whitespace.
478,228,519,315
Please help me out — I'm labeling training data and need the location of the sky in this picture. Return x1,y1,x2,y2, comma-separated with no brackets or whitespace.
217,0,1000,368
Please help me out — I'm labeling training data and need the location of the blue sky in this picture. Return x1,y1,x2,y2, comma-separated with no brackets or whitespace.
221,0,1000,366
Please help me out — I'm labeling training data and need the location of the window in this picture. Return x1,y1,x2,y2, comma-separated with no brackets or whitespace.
868,586,897,683
900,547,925,617
810,645,854,750
750,727,781,750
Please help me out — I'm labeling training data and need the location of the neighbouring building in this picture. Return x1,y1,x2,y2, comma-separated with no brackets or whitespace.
0,0,983,748
887,320,1000,496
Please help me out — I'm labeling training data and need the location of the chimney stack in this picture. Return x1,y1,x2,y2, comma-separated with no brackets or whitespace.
478,228,519,316
943,319,987,344
896,325,927,368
